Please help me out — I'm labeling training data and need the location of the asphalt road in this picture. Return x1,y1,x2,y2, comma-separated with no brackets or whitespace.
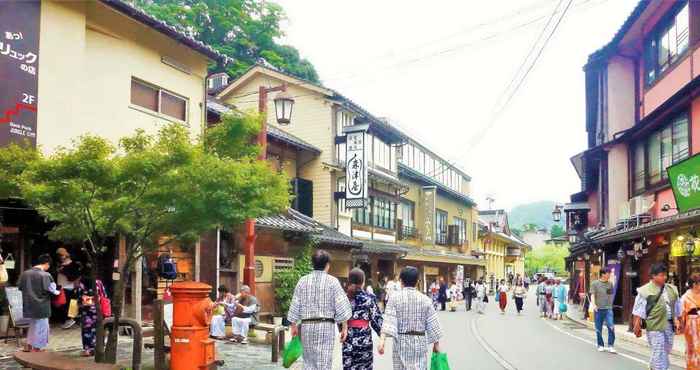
368,291,685,370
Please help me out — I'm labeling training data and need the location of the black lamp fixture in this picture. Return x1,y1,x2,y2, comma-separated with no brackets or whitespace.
273,90,295,125
552,205,562,223
686,237,696,256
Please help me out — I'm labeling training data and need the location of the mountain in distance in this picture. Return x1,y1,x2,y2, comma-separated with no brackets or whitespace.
508,200,563,230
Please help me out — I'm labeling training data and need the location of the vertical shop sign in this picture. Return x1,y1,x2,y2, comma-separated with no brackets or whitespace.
0,0,40,147
422,186,437,244
344,124,368,209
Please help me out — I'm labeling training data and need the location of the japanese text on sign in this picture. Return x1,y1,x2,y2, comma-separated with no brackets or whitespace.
345,130,367,208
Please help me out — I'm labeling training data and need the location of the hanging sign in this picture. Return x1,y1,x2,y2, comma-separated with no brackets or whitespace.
668,153,700,213
343,124,369,209
0,0,40,147
422,186,437,244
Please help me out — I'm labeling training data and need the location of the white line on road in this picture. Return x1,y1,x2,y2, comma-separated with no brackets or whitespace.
470,316,518,370
543,319,648,366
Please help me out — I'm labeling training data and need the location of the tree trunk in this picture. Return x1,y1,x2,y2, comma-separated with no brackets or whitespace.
105,252,131,363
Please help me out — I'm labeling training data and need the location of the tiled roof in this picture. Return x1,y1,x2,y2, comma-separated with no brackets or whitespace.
585,1,650,68
589,209,700,244
205,99,321,154
361,241,411,255
405,248,486,266
256,208,361,248
100,0,229,63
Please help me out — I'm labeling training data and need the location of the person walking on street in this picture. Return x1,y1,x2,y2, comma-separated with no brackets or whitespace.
287,250,352,370
498,279,508,314
632,263,681,370
438,277,448,311
537,278,547,318
680,273,700,370
448,281,459,312
476,280,487,314
74,270,107,357
379,266,442,370
342,268,383,370
591,268,616,353
18,254,61,352
554,279,568,320
513,281,527,315
463,279,474,311
544,279,555,319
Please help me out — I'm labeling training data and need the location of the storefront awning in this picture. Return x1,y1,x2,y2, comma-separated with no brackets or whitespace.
402,249,486,266
360,241,411,255
590,209,700,245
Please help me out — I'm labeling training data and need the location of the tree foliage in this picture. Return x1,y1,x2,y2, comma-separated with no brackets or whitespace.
524,245,569,276
0,113,290,362
134,0,320,82
550,224,565,238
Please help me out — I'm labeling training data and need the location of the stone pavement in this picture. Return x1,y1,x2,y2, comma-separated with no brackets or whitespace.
566,303,687,357
0,325,298,370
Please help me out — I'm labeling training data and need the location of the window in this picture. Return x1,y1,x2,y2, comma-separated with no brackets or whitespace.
645,2,689,85
130,78,188,121
352,202,371,225
632,113,689,193
372,197,396,229
436,210,448,244
399,201,415,229
472,222,478,243
453,217,467,244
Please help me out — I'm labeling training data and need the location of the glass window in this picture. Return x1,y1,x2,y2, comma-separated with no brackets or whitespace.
161,91,187,121
453,217,467,244
660,126,672,180
131,79,159,112
399,201,415,229
645,2,689,85
633,143,645,194
647,131,662,184
352,197,371,225
672,115,689,163
131,78,188,121
436,210,448,244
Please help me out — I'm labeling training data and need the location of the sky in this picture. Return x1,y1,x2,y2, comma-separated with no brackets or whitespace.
274,0,638,210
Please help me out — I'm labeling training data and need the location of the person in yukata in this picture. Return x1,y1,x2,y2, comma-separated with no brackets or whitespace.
632,262,681,370
287,250,352,370
680,273,700,370
475,279,487,314
18,254,61,352
74,269,108,357
210,285,236,339
342,268,383,370
378,266,442,370
230,285,257,344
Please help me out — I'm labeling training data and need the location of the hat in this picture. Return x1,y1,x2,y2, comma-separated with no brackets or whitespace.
56,247,69,257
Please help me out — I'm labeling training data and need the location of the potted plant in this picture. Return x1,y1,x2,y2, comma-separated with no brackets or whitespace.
273,242,312,326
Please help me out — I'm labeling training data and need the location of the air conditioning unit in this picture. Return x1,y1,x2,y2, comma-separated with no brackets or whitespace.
629,195,655,216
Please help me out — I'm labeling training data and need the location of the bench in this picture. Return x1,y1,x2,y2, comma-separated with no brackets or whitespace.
250,322,285,363
13,351,122,370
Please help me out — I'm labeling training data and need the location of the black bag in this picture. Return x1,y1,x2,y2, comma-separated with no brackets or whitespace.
483,295,489,303
641,284,665,330
157,254,177,280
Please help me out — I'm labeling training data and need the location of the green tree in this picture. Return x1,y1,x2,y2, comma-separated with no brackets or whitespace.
0,113,289,363
550,224,565,238
524,245,569,276
273,241,312,316
134,0,320,82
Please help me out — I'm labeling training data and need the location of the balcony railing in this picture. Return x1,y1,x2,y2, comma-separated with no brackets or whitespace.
398,225,419,240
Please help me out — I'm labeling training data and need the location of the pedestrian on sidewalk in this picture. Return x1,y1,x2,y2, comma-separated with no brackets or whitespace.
513,281,527,315
591,268,616,353
498,279,508,314
74,270,107,357
448,281,459,312
378,266,442,370
342,268,383,370
18,254,61,352
544,279,554,319
680,273,700,370
476,280,487,314
438,277,448,311
287,250,352,370
463,279,474,312
55,247,81,330
553,279,568,320
537,277,547,318
632,263,681,370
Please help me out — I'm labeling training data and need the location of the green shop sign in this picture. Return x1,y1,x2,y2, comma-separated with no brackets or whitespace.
668,153,700,212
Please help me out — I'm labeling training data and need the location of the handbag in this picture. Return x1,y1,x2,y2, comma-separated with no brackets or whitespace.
67,299,79,318
3,254,14,269
97,281,112,317
52,288,67,307
282,336,303,368
430,352,451,370
0,257,8,284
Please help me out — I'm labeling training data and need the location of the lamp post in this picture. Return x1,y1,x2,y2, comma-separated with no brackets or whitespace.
552,205,563,223
243,84,295,295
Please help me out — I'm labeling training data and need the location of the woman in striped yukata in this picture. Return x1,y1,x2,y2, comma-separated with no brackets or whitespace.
378,266,442,370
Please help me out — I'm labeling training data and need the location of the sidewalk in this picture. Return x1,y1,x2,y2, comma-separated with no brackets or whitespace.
0,324,295,370
566,304,687,357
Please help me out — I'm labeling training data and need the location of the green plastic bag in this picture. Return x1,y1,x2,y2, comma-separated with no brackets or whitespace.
431,352,451,370
282,336,303,368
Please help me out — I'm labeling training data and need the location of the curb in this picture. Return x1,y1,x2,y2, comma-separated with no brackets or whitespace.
565,313,686,358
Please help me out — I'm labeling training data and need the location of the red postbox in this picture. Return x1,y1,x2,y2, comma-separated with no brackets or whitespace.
170,281,215,370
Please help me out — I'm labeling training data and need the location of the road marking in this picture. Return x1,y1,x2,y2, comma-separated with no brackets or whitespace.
470,316,518,370
542,319,648,366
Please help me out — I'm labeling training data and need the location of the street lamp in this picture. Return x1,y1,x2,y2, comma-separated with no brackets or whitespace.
552,205,562,223
243,84,295,295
